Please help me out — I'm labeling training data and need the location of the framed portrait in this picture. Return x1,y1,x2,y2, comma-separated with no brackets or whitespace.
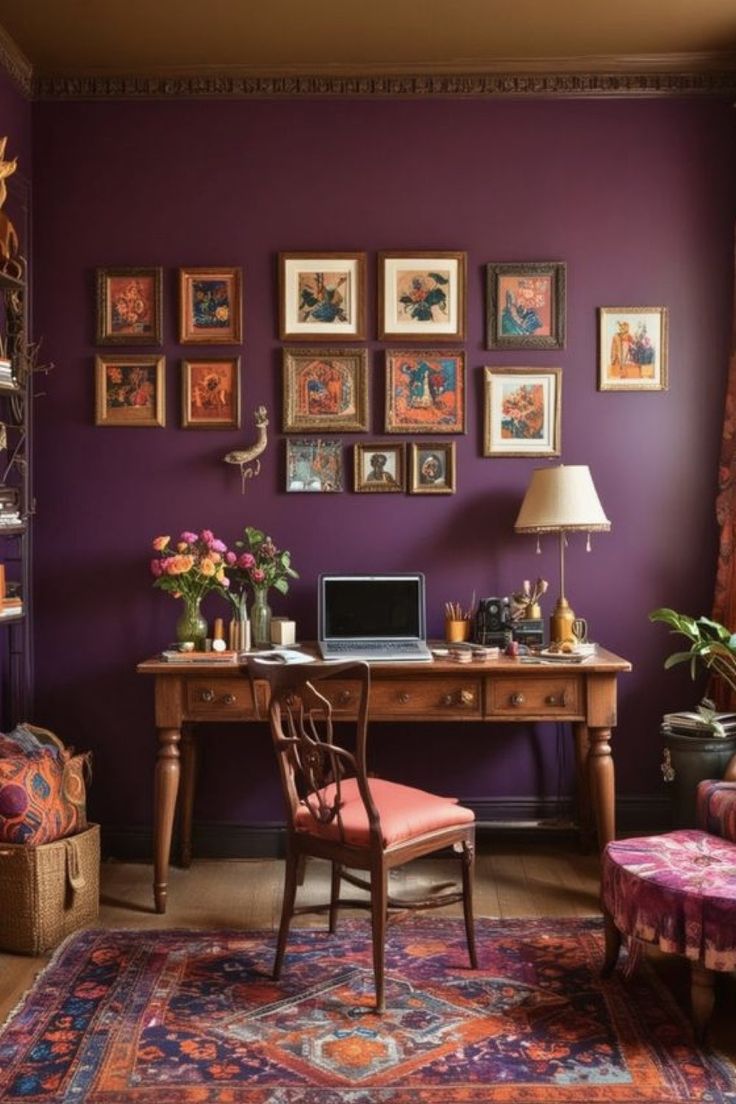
486,262,566,350
181,357,241,429
179,266,242,344
279,252,366,340
379,251,466,341
598,306,668,391
385,349,465,434
483,366,561,457
286,438,343,493
94,354,165,427
354,442,405,493
282,348,369,432
409,442,456,495
96,267,162,345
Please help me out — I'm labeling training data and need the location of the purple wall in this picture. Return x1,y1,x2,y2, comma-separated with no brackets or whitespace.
26,95,736,838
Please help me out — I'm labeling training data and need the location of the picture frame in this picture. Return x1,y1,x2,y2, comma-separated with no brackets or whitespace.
354,442,405,493
179,266,242,344
483,366,561,457
96,266,162,345
94,354,165,427
486,261,566,350
282,348,369,432
385,349,465,434
181,357,241,429
279,252,367,341
285,438,343,493
598,306,668,391
378,251,466,341
409,441,456,494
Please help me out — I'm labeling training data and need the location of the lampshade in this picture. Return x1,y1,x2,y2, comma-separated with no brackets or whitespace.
514,465,611,534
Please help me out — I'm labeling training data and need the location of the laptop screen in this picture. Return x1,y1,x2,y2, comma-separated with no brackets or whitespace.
320,575,425,641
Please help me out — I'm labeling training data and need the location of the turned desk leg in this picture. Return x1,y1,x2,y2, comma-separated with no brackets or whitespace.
153,725,181,914
588,726,615,848
179,727,198,868
573,722,595,846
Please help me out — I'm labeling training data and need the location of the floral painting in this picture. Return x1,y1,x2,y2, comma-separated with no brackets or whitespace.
182,357,240,429
282,348,368,432
179,267,242,344
96,267,162,344
95,354,165,427
483,367,561,456
280,253,366,340
286,438,343,492
385,350,465,434
598,307,668,391
354,443,404,493
486,262,566,350
379,252,466,340
409,442,456,494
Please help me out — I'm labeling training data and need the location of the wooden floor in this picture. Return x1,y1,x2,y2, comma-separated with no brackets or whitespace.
1,841,734,1054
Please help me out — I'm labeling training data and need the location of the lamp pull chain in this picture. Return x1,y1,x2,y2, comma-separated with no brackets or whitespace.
586,531,592,552
535,535,541,554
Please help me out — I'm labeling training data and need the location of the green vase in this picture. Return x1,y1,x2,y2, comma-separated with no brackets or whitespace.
251,586,272,647
175,595,207,651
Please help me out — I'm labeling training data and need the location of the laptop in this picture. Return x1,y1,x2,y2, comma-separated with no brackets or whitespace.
318,574,433,662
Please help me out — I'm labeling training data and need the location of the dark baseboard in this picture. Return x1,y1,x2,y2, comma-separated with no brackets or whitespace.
101,794,671,862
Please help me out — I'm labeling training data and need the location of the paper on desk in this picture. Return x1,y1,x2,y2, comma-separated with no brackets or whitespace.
247,649,315,665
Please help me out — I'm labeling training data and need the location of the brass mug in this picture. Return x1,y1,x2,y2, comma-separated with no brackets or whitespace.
572,617,588,644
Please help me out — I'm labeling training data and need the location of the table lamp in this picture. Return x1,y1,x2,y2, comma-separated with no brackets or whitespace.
514,464,611,644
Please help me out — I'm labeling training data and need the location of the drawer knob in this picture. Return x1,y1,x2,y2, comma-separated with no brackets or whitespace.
442,693,454,706
200,688,215,703
510,692,525,707
337,690,352,706
398,691,410,704
460,689,475,706
545,691,568,707
224,693,236,705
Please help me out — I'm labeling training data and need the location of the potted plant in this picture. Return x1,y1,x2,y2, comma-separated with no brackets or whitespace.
650,607,736,825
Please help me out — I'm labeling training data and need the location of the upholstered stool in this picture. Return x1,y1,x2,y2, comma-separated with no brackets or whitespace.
601,782,736,1039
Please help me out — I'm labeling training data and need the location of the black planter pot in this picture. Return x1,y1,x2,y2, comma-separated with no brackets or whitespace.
661,726,736,828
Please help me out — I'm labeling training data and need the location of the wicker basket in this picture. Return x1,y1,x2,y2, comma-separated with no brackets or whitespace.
0,824,100,954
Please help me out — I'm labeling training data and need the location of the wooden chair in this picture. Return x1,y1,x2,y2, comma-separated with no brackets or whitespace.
247,657,477,1011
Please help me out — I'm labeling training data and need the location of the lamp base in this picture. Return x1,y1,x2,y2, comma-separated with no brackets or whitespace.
550,597,576,645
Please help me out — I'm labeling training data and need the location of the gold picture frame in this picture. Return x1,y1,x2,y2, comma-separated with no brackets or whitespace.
378,251,466,341
95,354,165,427
483,366,561,457
279,252,367,341
96,266,163,345
181,357,241,429
179,266,243,344
282,348,369,432
598,306,668,391
354,442,405,493
409,441,456,494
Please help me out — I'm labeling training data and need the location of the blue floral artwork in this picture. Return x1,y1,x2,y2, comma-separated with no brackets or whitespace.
192,279,231,330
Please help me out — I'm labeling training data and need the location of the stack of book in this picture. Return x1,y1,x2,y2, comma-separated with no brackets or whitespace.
663,711,736,738
160,648,237,664
0,595,23,618
0,358,15,388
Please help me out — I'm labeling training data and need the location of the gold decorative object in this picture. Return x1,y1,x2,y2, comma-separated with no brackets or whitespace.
0,137,20,280
223,405,269,492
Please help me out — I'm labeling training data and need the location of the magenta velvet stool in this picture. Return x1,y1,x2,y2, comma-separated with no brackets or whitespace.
601,779,736,1039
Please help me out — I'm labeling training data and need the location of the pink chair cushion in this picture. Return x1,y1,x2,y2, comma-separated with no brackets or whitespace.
295,777,475,848
697,779,736,843
602,830,736,971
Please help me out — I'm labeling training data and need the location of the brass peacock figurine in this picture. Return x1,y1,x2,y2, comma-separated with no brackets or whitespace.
224,405,269,492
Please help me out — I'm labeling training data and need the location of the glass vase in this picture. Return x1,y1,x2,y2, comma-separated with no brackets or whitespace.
175,595,208,651
251,586,272,648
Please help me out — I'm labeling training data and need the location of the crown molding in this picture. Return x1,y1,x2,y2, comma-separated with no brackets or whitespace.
0,22,32,97
32,65,736,100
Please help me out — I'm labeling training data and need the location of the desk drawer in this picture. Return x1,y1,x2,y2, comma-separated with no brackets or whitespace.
317,677,482,719
487,675,582,718
185,678,257,719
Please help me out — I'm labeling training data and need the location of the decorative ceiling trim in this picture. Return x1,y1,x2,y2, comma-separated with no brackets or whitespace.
0,23,32,97
31,67,736,100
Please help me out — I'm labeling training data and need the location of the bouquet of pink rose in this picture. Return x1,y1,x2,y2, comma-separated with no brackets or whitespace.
225,526,298,607
150,529,231,604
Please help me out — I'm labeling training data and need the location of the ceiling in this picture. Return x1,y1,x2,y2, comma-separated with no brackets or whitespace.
0,0,735,79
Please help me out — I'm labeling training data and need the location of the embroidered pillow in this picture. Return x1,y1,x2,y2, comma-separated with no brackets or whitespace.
0,724,90,844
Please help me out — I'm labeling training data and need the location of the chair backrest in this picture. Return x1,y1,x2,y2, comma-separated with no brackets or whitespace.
245,659,381,845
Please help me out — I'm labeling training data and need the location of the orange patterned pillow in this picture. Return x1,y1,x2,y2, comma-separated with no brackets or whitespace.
0,724,90,845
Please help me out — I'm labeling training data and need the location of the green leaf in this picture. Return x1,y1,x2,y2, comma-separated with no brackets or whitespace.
244,526,265,546
663,651,696,669
273,578,289,595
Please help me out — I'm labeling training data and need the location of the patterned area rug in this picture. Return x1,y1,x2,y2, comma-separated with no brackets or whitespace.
1,917,734,1103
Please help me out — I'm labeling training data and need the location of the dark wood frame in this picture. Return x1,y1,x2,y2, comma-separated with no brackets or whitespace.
94,353,165,427
354,442,405,493
96,266,163,345
179,266,243,344
486,261,566,350
282,347,369,432
279,252,367,341
181,356,241,429
409,441,456,494
378,251,466,341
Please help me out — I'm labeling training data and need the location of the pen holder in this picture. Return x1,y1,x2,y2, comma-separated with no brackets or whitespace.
445,618,470,643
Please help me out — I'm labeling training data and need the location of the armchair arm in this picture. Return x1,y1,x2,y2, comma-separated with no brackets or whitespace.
697,779,736,842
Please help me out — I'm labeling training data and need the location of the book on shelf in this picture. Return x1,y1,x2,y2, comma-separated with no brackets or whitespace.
0,602,22,617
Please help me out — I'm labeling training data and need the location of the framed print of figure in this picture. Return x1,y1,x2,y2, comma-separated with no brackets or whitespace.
483,366,561,457
179,266,243,343
379,252,466,341
282,348,369,432
354,443,405,493
598,307,668,391
286,438,343,492
409,442,456,494
486,262,566,350
385,349,465,434
181,357,241,428
95,354,165,427
280,253,366,340
96,267,163,345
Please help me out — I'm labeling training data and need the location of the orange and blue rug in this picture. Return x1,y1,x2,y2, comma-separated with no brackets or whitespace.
1,917,733,1102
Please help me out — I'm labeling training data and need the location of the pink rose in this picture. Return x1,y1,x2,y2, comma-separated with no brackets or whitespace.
238,552,255,570
225,551,237,565
180,531,198,545
150,558,163,577
200,529,214,544
251,568,266,584
210,538,227,553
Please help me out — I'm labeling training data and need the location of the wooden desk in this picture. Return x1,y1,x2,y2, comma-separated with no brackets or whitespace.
138,647,631,913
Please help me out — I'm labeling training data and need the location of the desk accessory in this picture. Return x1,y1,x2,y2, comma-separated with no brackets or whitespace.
515,464,610,644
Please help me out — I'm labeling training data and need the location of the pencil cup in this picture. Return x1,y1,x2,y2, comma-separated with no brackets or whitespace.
445,619,470,643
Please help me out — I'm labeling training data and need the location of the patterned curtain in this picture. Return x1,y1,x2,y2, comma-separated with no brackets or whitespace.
712,229,736,710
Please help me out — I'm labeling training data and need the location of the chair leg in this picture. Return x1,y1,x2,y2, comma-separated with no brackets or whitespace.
461,837,478,969
601,907,622,976
273,845,299,980
370,859,388,1013
329,861,341,933
690,961,716,1042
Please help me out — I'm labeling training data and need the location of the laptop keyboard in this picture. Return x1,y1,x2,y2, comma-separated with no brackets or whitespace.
328,641,423,654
